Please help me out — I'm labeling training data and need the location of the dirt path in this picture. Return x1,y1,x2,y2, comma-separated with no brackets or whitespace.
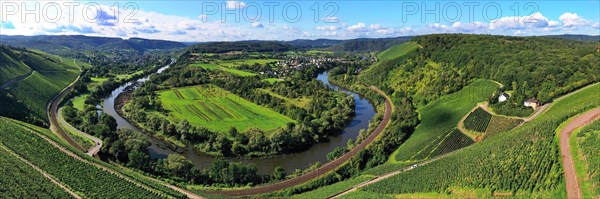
559,108,600,199
0,144,82,199
0,70,33,89
204,86,393,197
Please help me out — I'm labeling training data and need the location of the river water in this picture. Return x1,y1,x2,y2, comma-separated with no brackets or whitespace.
103,68,376,174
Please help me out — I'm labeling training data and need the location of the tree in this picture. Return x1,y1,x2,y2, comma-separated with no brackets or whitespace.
272,166,286,181
164,154,194,179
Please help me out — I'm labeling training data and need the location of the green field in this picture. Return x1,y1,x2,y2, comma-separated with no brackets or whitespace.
190,63,256,77
217,59,280,68
377,42,418,61
262,78,284,84
258,88,311,109
306,50,334,55
391,79,498,163
157,85,294,132
359,83,600,197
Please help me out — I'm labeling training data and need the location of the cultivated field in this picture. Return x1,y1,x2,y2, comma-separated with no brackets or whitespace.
158,84,294,132
377,42,418,61
391,79,498,163
217,59,280,68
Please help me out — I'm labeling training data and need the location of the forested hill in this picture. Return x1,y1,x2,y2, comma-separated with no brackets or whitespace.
0,35,186,55
362,34,599,106
185,41,294,53
326,36,413,52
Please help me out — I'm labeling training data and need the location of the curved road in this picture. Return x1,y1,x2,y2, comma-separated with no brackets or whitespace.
48,75,86,152
205,86,392,197
57,107,103,156
560,108,600,199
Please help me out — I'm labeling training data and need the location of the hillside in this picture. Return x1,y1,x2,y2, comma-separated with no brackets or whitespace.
0,116,186,198
0,35,186,55
0,45,83,125
362,34,599,106
326,36,413,52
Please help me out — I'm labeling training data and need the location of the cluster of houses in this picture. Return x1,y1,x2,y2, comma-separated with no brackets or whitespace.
497,92,539,109
276,57,342,69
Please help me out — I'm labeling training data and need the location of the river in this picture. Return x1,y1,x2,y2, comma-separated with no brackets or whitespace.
103,68,376,175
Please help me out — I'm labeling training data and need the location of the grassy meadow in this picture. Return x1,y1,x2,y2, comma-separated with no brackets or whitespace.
216,59,280,68
157,84,294,132
190,63,256,77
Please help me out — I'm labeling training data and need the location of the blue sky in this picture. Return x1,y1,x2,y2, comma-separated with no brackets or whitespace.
0,0,598,41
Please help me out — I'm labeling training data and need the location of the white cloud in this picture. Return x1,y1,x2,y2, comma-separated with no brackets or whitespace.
593,22,600,28
348,22,367,32
490,12,552,30
226,1,246,9
251,22,263,28
316,25,339,31
559,12,590,27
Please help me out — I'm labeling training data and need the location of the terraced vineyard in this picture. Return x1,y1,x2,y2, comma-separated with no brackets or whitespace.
485,115,523,136
0,117,173,198
463,107,492,132
408,128,474,161
0,147,73,198
158,84,293,132
392,79,499,162
358,83,600,197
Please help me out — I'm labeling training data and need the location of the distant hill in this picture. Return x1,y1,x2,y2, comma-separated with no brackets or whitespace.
284,39,347,49
325,36,413,52
0,35,186,55
185,41,294,53
0,45,84,126
542,34,600,42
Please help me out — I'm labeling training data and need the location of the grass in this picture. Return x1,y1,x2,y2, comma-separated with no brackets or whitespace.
338,190,394,199
306,50,334,55
217,59,280,68
115,70,144,80
157,84,294,132
291,175,376,199
190,63,256,77
262,78,284,84
258,88,312,109
391,79,498,163
377,42,419,61
72,94,88,111
569,119,600,198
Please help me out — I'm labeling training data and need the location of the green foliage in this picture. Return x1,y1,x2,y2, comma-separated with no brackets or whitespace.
186,41,293,53
489,102,533,117
361,84,600,196
463,107,492,132
0,147,73,198
291,175,375,199
392,80,498,162
0,118,169,198
190,63,256,77
575,120,600,197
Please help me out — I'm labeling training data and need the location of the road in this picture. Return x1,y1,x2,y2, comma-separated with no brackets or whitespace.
47,75,86,152
57,107,103,156
559,108,600,199
205,86,393,197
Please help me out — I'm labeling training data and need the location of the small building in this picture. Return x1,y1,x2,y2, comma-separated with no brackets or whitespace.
498,93,509,102
524,98,539,109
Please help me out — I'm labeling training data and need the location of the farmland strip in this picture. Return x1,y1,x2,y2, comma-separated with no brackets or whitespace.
198,101,223,120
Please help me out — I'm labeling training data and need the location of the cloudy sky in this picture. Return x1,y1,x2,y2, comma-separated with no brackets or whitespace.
0,0,598,42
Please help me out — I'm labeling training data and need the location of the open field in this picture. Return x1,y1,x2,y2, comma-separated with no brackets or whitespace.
158,84,294,132
391,79,498,163
262,78,284,84
377,42,418,61
217,59,280,68
306,50,334,55
190,63,256,77
258,88,312,109
358,83,600,197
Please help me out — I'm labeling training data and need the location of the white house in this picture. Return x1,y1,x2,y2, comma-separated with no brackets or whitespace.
524,98,539,109
498,93,509,102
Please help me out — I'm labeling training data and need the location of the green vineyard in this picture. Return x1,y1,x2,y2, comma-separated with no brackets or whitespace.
463,107,492,132
0,118,172,198
408,128,474,161
359,83,600,197
485,115,523,136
